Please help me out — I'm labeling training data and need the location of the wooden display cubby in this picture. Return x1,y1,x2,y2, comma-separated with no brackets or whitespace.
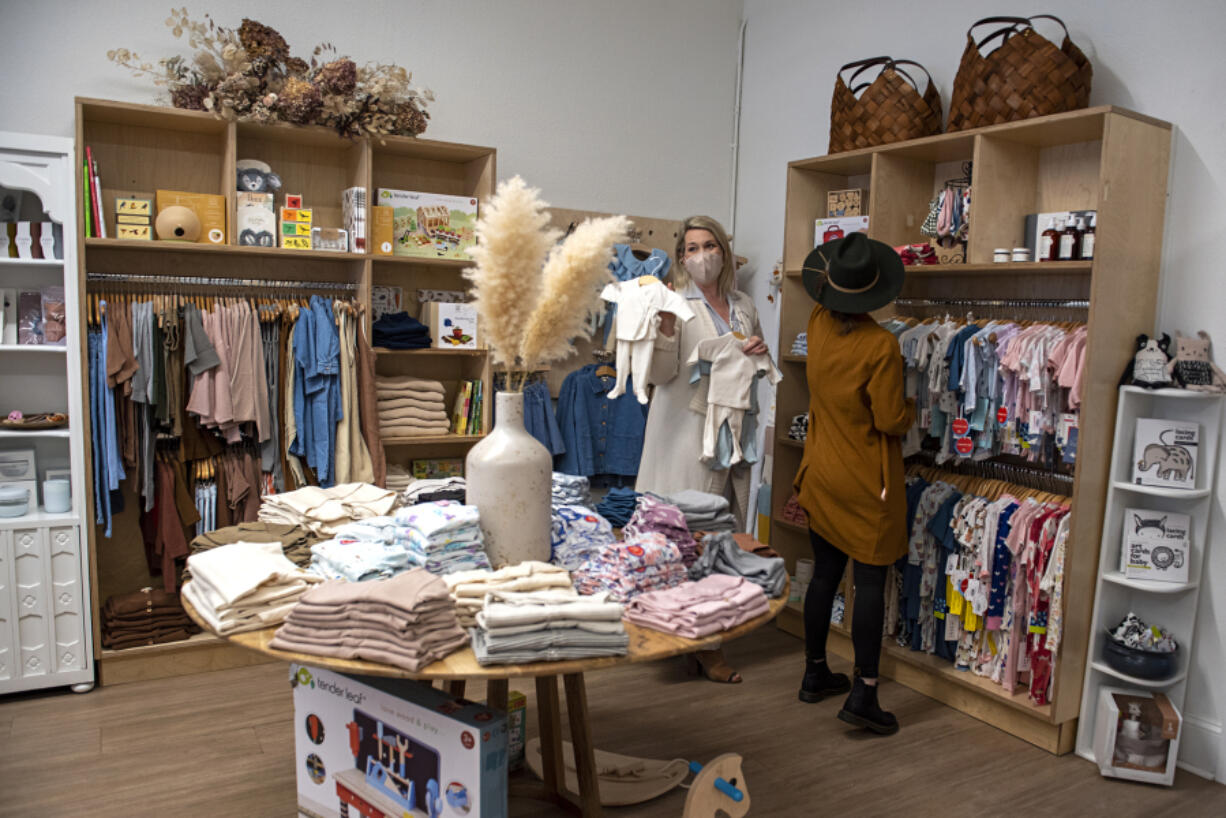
75,97,496,683
771,106,1173,753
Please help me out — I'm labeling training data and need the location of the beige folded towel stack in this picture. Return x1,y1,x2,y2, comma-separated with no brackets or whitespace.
377,376,451,437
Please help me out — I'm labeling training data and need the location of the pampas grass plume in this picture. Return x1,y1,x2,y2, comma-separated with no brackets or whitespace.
464,176,559,367
520,215,630,373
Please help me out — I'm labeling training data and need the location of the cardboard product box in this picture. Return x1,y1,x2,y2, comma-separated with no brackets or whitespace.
1023,209,1096,260
1120,508,1190,583
280,207,313,250
1132,418,1199,490
373,205,395,256
289,664,508,818
377,188,479,260
343,186,367,254
411,458,464,480
827,188,863,217
0,448,37,482
814,215,869,246
237,205,277,247
1092,687,1181,785
155,190,227,244
423,301,481,350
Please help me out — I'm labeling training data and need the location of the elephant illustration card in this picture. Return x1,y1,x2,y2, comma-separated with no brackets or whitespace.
1132,418,1199,490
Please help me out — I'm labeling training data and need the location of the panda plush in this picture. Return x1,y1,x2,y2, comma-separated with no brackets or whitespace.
236,159,283,193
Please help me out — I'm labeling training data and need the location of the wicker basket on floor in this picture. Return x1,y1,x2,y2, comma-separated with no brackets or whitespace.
947,14,1092,132
829,57,943,154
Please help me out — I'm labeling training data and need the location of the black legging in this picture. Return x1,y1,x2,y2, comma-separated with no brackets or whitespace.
804,528,888,678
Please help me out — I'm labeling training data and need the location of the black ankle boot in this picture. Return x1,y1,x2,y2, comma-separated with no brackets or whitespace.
797,657,851,703
837,677,899,735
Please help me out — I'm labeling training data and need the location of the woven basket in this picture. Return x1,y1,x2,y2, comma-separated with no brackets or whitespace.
948,15,1092,132
829,57,943,154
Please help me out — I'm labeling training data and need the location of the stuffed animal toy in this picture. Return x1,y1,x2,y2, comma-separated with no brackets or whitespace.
1167,330,1226,392
1119,334,1173,389
235,159,283,193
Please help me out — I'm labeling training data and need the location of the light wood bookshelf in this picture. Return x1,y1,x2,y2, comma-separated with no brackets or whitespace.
770,106,1173,753
74,97,496,683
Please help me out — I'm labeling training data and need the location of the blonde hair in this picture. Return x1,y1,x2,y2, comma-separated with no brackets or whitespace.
673,215,735,297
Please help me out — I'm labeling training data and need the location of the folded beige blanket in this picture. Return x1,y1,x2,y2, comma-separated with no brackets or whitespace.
376,376,446,395
378,405,450,423
380,422,452,436
376,395,448,412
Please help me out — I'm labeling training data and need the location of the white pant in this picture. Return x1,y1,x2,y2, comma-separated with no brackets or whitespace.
701,404,746,467
607,338,653,404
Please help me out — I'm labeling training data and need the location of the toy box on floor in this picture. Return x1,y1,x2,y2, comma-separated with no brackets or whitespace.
1092,687,1181,786
290,663,508,818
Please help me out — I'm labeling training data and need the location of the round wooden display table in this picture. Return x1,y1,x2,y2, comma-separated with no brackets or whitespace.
183,591,785,817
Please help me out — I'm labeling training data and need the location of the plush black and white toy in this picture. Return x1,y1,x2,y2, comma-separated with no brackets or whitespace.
1119,333,1173,389
236,159,283,193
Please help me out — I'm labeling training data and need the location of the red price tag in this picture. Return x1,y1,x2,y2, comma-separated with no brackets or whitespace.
955,437,974,455
997,407,1009,424
952,417,970,437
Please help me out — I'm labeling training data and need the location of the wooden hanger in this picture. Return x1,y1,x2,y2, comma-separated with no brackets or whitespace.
629,241,652,261
595,363,617,378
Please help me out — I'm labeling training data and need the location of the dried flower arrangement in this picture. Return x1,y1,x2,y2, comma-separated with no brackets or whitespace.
465,177,629,391
108,8,433,138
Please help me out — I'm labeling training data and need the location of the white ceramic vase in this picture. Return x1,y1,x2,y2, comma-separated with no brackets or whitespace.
465,390,552,567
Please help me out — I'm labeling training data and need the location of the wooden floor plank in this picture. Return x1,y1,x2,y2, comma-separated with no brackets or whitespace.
0,629,1221,817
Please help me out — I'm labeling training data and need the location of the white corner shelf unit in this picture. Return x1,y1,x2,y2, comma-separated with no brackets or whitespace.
1075,386,1224,774
0,131,93,695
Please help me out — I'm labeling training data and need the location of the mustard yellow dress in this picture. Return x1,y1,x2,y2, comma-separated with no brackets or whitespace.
793,306,915,565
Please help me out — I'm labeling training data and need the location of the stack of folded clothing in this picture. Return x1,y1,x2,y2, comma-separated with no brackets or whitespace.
444,561,573,628
595,486,639,528
403,477,466,505
781,493,808,526
181,522,320,584
624,494,699,564
551,472,591,507
182,540,323,634
471,588,628,665
393,500,491,574
788,413,808,441
308,518,415,582
551,505,616,571
101,588,201,649
270,568,468,672
688,532,787,598
377,376,451,437
651,490,736,534
258,483,398,538
790,332,807,356
571,533,688,602
372,311,431,350
385,464,413,492
624,574,769,638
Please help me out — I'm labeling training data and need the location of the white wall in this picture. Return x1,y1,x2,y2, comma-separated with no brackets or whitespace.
734,0,1226,780
0,0,741,219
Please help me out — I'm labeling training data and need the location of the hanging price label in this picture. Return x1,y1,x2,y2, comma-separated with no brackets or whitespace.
997,407,1009,425
955,437,974,455
952,417,970,437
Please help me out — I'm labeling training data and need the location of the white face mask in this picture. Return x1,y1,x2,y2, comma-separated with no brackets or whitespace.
684,251,723,285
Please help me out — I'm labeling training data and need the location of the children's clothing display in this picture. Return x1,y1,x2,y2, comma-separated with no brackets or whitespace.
598,243,673,346
308,520,417,582
269,568,468,672
181,540,323,635
624,574,769,638
401,476,467,505
444,561,574,628
523,380,566,456
555,364,649,478
601,279,695,404
788,413,808,441
470,588,628,665
622,493,698,566
571,533,688,601
181,521,319,585
385,463,413,492
376,375,451,437
370,311,431,349
595,486,640,527
258,482,398,538
649,489,736,533
551,505,616,571
392,501,492,575
551,472,591,507
687,334,782,468
688,532,787,598
781,493,808,527
790,332,808,356
101,587,201,650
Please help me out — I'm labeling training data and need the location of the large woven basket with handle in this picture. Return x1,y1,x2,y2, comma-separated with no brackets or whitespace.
947,15,1092,132
829,57,943,154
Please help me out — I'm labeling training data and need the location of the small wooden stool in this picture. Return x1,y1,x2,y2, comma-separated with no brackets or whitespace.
682,753,750,817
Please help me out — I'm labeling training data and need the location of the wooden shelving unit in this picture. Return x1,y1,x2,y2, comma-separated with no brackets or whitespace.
770,106,1173,754
75,97,496,684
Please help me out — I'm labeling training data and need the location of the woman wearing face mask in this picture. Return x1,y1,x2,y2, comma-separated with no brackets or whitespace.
634,215,767,684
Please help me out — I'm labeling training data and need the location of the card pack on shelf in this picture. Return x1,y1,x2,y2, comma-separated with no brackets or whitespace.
342,186,366,253
1132,418,1199,490
1119,508,1190,583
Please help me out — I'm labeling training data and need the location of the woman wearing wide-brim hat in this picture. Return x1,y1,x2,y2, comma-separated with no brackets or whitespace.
792,231,913,735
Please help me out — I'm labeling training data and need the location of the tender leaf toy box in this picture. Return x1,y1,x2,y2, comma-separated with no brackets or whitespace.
290,664,508,818
377,188,478,261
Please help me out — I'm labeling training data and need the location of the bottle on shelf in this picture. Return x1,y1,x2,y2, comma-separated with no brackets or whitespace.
1039,217,1062,262
1058,215,1082,261
1081,214,1096,260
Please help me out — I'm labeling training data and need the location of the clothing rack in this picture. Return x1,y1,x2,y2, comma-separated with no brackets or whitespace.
906,452,1074,495
894,297,1089,309
86,272,357,292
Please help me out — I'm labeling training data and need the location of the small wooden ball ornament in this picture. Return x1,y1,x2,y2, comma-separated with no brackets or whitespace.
155,205,202,242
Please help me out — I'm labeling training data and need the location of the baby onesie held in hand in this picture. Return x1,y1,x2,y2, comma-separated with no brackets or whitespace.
600,278,695,403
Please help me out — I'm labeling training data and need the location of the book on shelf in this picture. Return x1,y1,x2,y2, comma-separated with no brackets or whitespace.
1119,508,1190,584
452,381,472,435
1132,418,1199,490
81,160,92,239
468,379,483,435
